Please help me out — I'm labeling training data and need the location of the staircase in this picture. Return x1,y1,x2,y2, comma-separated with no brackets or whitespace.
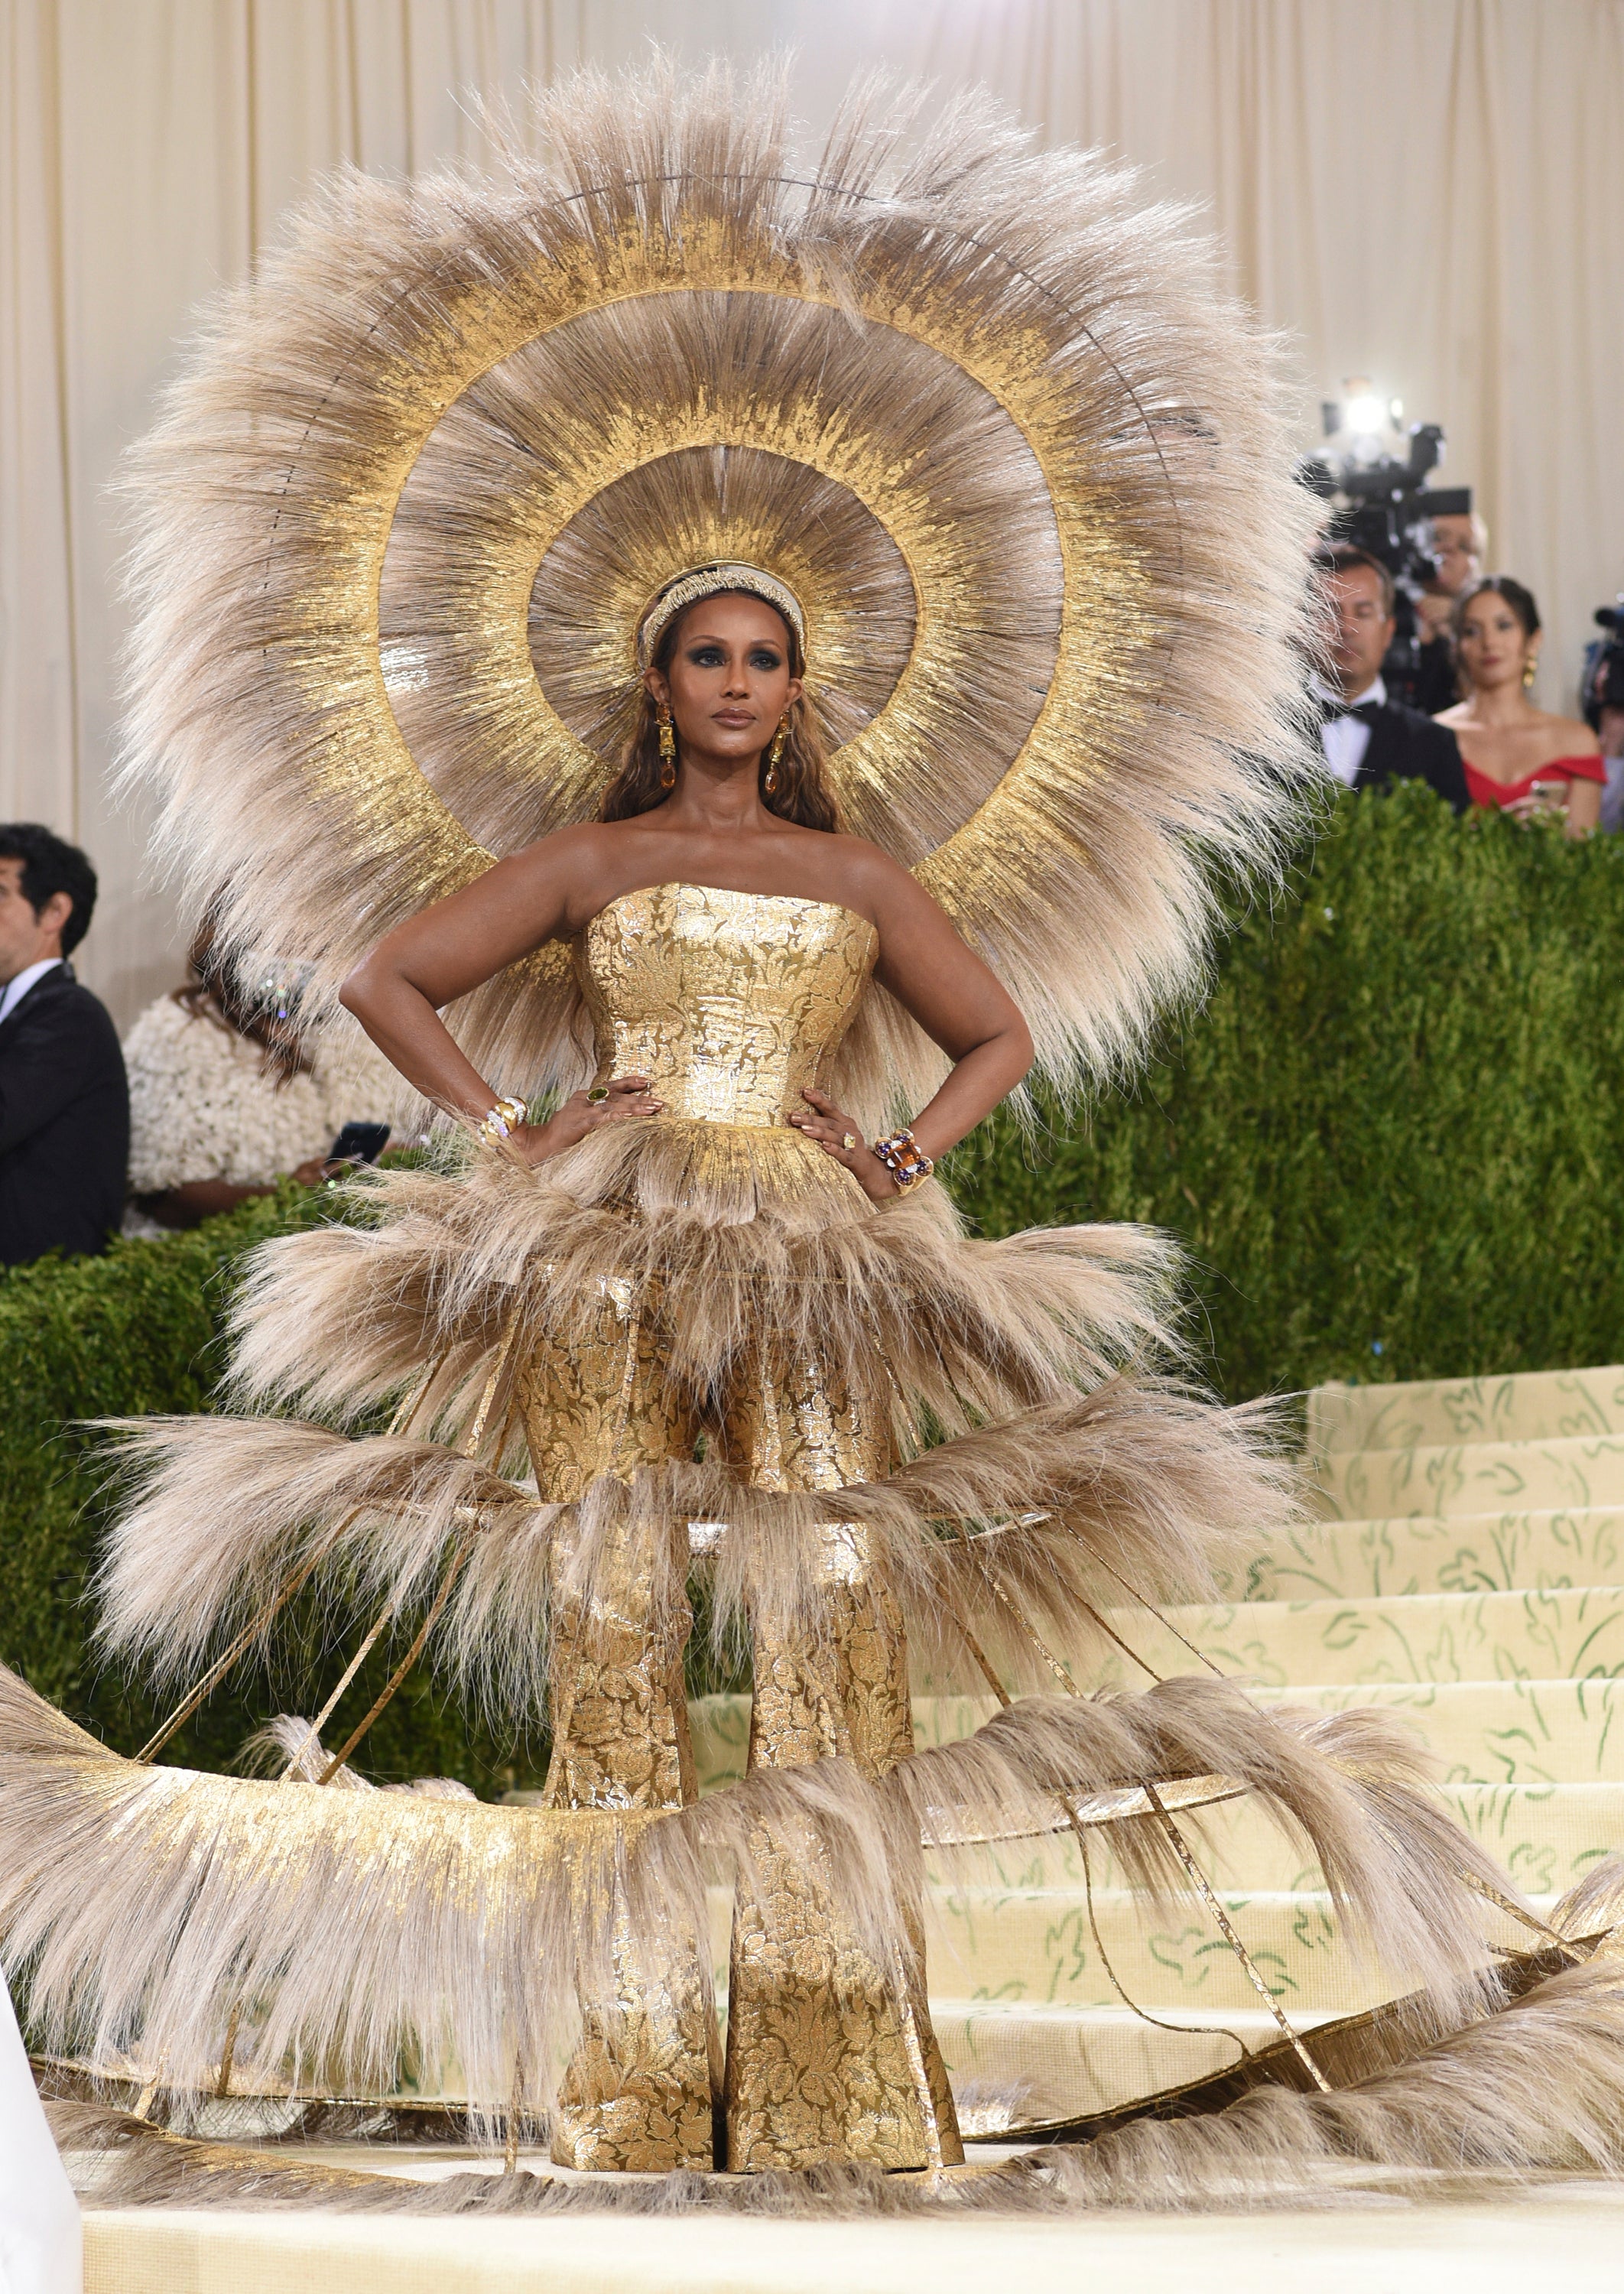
691,1366,1624,2130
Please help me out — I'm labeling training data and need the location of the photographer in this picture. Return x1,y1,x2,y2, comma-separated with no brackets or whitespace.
1311,547,1470,809
1413,509,1487,714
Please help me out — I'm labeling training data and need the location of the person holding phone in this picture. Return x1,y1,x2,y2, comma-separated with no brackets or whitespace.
1434,577,1604,834
124,923,396,1230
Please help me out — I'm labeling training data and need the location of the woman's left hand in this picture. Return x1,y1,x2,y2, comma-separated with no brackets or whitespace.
787,1086,898,1201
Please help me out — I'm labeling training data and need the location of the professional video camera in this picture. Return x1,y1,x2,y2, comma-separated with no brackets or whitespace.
1298,400,1470,710
1583,597,1624,733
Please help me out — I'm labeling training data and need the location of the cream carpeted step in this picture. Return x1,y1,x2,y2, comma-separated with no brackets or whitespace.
1306,1366,1624,1457
1311,1432,1624,1520
1215,1505,1624,1602
924,1885,1418,2015
922,1779,1624,1898
1093,1586,1624,1688
918,1679,1624,1784
1252,1677,1624,1783
929,1998,1359,2126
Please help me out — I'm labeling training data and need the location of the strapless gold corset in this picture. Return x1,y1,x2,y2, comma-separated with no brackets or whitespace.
576,882,877,1128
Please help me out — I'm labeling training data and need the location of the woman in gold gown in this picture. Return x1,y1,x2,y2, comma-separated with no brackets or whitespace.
6,62,1624,2216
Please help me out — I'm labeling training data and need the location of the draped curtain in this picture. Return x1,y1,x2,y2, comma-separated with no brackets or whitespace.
5,0,1621,1022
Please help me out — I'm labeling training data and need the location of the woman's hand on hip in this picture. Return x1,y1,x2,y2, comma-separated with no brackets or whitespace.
788,1086,898,1201
517,1074,664,1165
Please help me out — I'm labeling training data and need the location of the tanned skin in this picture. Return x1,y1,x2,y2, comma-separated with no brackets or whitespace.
341,593,1034,1198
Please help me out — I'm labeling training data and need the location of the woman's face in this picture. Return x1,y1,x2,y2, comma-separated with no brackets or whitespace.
645,593,801,765
1458,593,1537,694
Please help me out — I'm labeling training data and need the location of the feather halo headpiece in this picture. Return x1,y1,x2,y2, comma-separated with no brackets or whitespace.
119,54,1320,1120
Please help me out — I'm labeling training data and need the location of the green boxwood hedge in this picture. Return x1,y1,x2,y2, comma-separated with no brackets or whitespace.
950,781,1624,1399
0,1185,545,1792
6,784,1623,1786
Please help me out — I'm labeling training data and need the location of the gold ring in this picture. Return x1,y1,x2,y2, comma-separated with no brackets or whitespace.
842,1132,858,1151
586,1086,609,1103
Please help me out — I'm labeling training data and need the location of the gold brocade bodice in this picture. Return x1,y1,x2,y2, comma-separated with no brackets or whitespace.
576,883,877,1127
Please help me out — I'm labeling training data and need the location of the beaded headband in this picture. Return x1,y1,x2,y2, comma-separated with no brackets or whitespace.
635,561,807,673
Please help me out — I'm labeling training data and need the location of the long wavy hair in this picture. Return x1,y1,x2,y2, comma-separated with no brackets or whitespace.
174,920,312,1087
598,593,842,832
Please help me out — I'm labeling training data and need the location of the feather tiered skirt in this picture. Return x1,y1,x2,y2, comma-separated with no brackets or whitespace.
2,1119,1583,2189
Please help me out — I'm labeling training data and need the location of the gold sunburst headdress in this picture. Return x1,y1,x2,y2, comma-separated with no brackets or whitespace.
120,55,1320,1123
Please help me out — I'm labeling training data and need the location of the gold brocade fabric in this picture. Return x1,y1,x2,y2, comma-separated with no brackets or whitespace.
523,1275,698,1813
719,1345,962,2173
523,885,961,2174
575,883,876,1127
518,1274,715,2170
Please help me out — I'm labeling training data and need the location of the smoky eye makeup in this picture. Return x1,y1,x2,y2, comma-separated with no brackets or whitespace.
681,642,784,671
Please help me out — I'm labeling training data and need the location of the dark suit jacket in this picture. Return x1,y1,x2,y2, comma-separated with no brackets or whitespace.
1354,700,1472,814
0,963,130,1266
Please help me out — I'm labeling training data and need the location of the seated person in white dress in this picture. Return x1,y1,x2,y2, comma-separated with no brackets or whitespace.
124,927,399,1230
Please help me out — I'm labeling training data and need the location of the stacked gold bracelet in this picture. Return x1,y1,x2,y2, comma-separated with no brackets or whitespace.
477,1095,528,1148
871,1126,935,1191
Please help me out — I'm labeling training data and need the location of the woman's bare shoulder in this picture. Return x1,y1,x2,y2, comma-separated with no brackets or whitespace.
813,835,914,903
1541,711,1602,755
506,819,647,866
1433,703,1472,726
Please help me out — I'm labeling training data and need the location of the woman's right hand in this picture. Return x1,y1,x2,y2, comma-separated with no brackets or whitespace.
515,1073,664,1165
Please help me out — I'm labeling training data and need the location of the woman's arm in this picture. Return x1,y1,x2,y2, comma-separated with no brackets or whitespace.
338,828,661,1159
135,1166,330,1230
339,836,582,1116
788,852,1033,1198
1562,776,1602,837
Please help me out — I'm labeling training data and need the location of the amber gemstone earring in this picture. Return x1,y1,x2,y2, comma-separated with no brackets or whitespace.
763,713,789,795
658,701,677,789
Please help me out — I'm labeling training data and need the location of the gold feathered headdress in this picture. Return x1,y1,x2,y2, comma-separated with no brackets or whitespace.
120,56,1320,1120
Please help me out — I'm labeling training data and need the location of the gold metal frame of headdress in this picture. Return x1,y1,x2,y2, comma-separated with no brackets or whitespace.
635,561,808,674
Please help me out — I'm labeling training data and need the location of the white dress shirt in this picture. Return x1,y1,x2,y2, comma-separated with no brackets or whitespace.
0,957,63,1028
1316,674,1386,788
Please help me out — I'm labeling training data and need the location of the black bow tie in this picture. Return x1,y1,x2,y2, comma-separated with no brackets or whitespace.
1319,697,1382,728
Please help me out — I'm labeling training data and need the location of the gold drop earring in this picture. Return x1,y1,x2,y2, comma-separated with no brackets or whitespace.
658,701,677,789
763,713,788,795
1522,658,1537,690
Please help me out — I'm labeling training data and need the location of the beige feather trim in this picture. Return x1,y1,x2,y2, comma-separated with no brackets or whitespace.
2,1660,1517,2120
896,1685,1515,2029
47,1963,1624,2216
219,1142,1178,1444
0,1665,914,2133
92,1379,1301,1712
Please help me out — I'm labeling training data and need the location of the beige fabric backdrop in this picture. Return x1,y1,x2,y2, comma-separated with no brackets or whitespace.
5,0,1622,1024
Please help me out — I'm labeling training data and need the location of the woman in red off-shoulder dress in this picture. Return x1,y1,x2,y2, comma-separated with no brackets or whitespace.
1435,575,1604,833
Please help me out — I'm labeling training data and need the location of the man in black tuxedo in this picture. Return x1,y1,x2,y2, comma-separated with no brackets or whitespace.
0,824,129,1266
1313,546,1470,812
